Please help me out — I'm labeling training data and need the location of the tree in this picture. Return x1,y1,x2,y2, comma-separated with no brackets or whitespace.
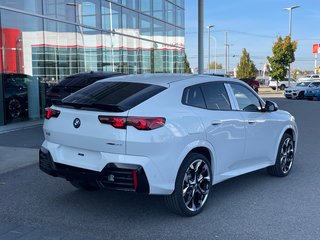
183,52,192,74
209,61,223,70
267,36,297,81
236,48,257,79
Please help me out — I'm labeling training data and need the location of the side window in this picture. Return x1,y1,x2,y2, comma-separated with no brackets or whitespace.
230,84,261,112
182,85,206,108
201,82,231,110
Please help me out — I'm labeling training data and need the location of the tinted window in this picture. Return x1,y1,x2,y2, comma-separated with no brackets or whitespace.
182,85,206,108
61,82,166,112
230,84,261,112
201,83,231,110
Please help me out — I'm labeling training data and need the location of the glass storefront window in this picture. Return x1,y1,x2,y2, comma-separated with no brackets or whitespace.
43,20,78,82
140,0,151,15
122,0,139,10
139,14,152,39
153,19,165,44
0,0,43,14
102,2,122,33
153,0,164,20
122,36,139,74
139,40,152,73
122,8,138,33
76,0,101,28
102,32,122,72
44,0,76,23
176,7,184,28
0,10,43,123
165,1,175,25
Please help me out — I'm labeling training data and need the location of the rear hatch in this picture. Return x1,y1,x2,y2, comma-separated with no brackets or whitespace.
44,81,167,156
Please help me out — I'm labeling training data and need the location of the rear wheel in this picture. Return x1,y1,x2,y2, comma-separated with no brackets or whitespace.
70,180,100,191
164,153,212,217
279,84,286,90
268,133,294,177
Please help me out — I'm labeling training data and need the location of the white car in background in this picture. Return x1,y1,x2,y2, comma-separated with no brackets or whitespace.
298,74,320,82
39,74,298,216
284,81,320,99
269,78,297,90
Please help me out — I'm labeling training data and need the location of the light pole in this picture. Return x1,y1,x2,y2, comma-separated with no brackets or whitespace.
198,0,204,74
210,36,217,73
284,5,299,87
207,25,214,74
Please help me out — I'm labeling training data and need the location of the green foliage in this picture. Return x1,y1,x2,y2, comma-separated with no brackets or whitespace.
209,61,223,70
236,48,257,79
267,36,297,81
184,52,192,74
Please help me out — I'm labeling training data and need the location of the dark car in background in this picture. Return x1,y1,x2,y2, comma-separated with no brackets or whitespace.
239,78,260,92
1,73,31,121
46,71,124,106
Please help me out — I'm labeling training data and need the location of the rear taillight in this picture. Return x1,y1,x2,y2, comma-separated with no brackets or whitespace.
98,116,166,130
45,108,60,119
127,117,166,130
98,116,127,129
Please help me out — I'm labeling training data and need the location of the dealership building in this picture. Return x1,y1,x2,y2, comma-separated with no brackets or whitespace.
0,0,185,126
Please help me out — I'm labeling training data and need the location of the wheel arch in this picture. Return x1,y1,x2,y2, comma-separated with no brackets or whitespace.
174,141,216,186
272,126,298,164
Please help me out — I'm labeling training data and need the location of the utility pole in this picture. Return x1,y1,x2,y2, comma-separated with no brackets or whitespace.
198,0,204,74
225,32,228,74
284,5,300,86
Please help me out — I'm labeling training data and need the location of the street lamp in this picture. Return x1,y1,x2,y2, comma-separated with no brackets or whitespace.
284,5,300,87
207,25,214,73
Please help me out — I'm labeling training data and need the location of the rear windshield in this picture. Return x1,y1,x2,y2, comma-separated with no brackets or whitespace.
59,81,166,112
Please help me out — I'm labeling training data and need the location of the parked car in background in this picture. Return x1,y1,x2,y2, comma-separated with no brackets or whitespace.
1,73,31,121
298,74,320,82
46,71,124,106
269,78,297,90
239,78,260,92
284,81,320,99
40,74,298,216
304,85,320,100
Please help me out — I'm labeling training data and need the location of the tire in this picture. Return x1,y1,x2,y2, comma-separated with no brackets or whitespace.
279,84,286,90
70,180,100,191
7,97,22,119
267,133,294,177
297,91,304,100
164,153,212,217
271,87,276,91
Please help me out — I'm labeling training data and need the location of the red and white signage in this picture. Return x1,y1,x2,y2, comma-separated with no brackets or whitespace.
313,44,320,54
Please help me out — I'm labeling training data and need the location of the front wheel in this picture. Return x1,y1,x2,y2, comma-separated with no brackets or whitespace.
268,133,294,177
7,97,22,119
297,91,304,100
164,153,212,217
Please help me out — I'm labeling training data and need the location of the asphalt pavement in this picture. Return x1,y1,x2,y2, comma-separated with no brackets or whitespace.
1,96,320,239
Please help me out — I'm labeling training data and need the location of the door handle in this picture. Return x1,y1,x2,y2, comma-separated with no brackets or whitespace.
247,120,257,124
211,121,222,126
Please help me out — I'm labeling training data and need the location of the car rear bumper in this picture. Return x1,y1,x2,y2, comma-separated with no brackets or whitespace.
39,147,150,193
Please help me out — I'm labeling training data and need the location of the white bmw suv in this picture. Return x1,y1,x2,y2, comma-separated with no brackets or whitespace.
40,74,298,216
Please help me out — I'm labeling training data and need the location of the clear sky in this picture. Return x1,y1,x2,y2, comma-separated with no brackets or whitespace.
185,0,320,72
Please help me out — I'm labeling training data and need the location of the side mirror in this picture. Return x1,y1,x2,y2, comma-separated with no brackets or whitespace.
264,100,278,112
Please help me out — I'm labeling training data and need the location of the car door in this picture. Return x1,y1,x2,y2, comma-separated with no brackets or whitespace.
185,82,246,182
228,83,281,167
